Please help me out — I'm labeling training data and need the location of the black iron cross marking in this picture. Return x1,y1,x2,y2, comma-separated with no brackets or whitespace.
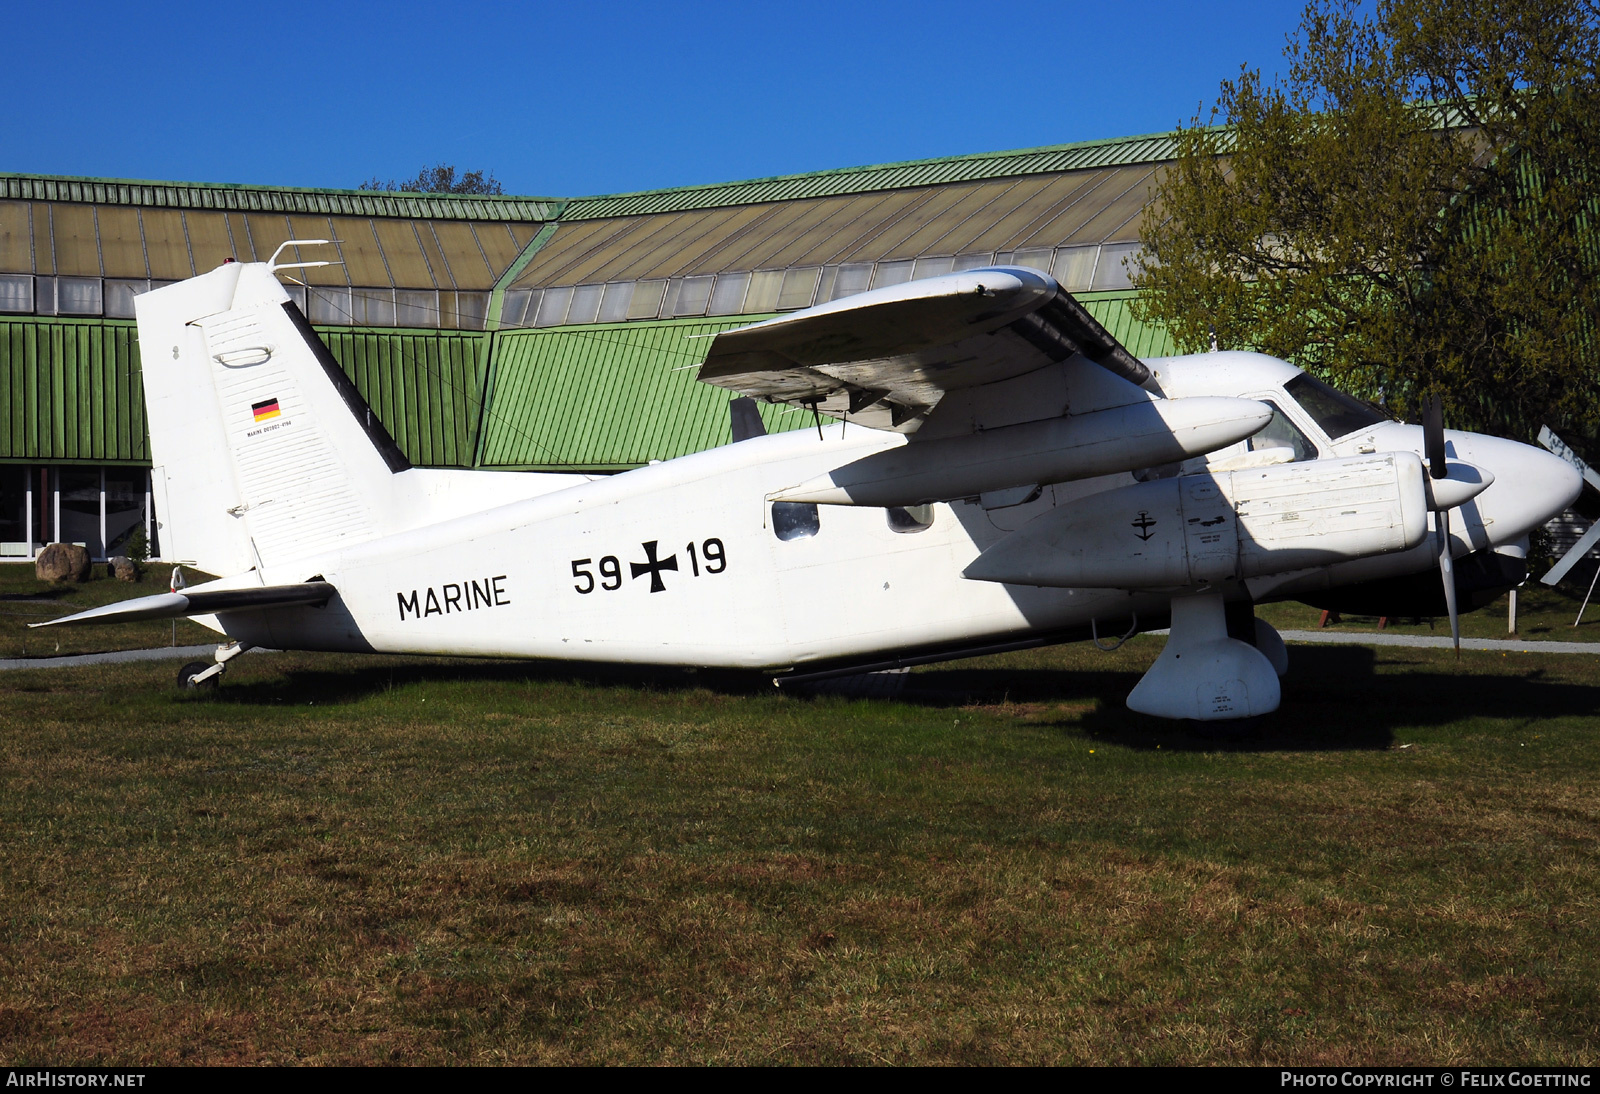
1132,511,1157,541
630,540,679,593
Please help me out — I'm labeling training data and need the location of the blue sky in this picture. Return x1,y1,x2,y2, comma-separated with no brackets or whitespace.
5,0,1302,197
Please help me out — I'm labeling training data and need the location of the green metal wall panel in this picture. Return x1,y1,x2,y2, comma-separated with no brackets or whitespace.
476,300,1176,470
0,318,146,464
1082,291,1177,357
0,302,1177,473
478,317,798,470
316,328,490,468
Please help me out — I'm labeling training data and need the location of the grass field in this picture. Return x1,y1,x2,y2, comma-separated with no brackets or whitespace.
1,635,1597,1064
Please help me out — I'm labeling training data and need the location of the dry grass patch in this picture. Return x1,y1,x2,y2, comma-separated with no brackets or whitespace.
0,643,1596,1063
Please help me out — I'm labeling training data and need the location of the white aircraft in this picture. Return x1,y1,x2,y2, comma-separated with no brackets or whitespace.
36,246,1581,722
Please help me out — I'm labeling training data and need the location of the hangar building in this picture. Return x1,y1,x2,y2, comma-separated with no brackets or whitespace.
0,132,1180,562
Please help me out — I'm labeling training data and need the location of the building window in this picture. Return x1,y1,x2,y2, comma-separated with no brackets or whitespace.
626,280,667,320
597,282,634,323
454,292,489,330
354,288,397,327
0,466,28,557
777,267,820,310
0,274,35,314
566,284,605,325
56,278,104,316
104,470,147,557
58,469,105,557
1091,243,1143,291
104,280,149,319
829,263,874,301
396,289,439,327
1051,246,1099,291
707,271,749,315
0,467,158,562
870,260,914,289
744,270,784,313
33,277,58,316
663,275,713,317
309,286,353,324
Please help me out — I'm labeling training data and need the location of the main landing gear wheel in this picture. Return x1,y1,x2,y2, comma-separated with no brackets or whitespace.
177,661,218,690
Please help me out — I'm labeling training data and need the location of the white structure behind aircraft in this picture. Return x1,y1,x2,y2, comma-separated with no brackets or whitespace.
37,251,1581,722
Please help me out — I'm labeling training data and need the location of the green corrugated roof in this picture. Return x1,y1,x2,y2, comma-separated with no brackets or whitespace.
477,317,800,469
0,174,560,222
0,129,1186,226
560,132,1184,220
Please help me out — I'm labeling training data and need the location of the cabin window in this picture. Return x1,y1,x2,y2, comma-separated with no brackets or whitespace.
886,505,934,533
772,501,820,541
1248,401,1319,462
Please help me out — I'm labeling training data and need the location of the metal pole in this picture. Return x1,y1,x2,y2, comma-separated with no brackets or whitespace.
1508,588,1517,634
1575,563,1600,627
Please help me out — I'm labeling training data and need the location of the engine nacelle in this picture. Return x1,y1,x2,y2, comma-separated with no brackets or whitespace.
964,452,1432,588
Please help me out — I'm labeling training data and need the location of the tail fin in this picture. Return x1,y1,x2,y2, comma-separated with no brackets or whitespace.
136,258,410,574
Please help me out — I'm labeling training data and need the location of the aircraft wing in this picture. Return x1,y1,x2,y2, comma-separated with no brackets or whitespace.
29,581,337,628
696,266,1150,432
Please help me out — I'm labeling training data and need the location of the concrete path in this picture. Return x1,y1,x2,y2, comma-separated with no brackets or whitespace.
1277,629,1600,654
0,645,275,672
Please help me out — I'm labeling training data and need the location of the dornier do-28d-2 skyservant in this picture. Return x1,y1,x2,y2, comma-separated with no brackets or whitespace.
36,244,1580,722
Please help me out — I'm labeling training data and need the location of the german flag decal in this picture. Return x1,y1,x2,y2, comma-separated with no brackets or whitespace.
252,398,282,422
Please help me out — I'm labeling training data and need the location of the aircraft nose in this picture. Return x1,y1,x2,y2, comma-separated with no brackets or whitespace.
1460,433,1582,541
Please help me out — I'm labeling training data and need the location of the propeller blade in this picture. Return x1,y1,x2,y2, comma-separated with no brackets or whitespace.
1424,395,1447,479
1542,520,1600,586
1439,508,1460,658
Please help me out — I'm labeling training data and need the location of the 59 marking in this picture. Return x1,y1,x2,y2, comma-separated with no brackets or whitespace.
572,537,726,595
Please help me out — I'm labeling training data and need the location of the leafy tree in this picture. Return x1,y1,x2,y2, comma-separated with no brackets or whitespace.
358,164,504,195
1132,0,1600,444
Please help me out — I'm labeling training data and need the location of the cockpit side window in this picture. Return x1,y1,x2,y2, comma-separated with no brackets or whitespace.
1248,400,1319,462
1284,373,1391,439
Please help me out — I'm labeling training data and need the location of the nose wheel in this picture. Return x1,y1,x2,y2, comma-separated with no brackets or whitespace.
176,641,250,690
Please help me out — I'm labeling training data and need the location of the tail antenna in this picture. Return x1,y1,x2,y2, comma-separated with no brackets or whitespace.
267,239,344,276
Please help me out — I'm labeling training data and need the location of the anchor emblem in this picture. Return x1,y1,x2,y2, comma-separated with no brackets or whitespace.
1132,511,1157,541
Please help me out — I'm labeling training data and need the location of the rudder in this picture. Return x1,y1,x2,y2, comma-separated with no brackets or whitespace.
136,257,410,574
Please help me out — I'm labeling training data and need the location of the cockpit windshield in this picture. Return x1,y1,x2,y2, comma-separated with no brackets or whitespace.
1284,374,1392,440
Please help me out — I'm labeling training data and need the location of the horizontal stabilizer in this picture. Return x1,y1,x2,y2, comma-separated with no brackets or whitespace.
30,581,337,629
